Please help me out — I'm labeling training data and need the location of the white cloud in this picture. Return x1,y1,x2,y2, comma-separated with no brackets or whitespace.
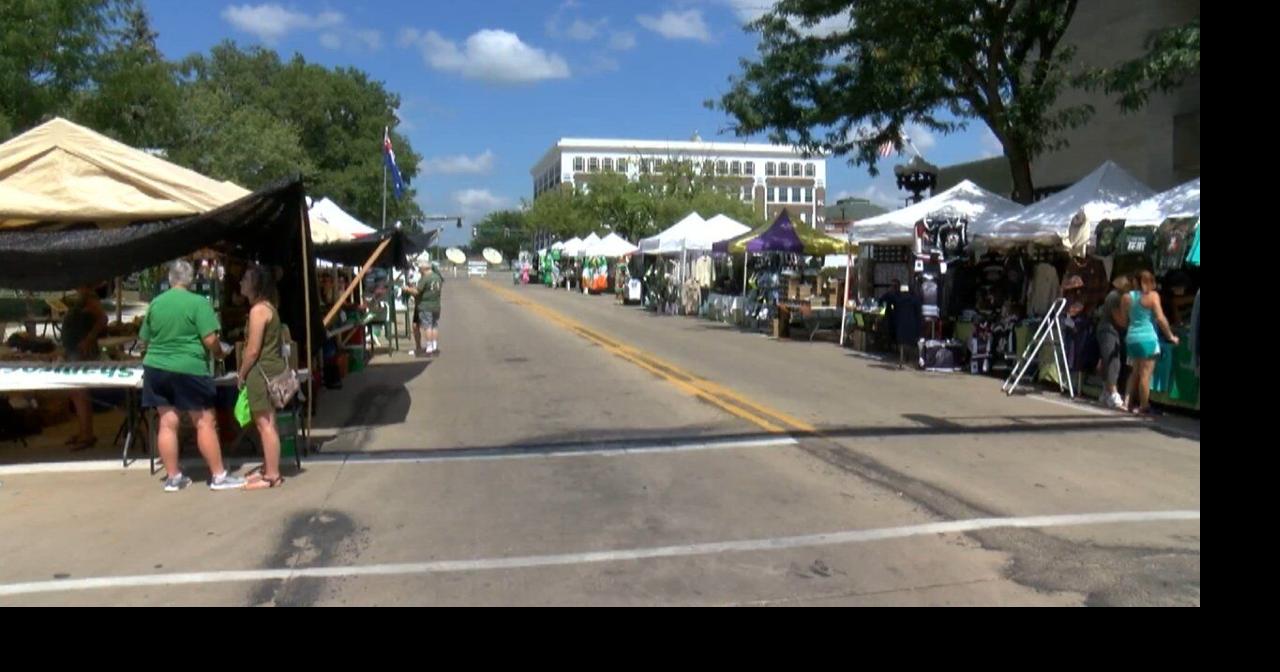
566,18,604,41
609,31,637,51
715,1,850,38
319,33,342,50
581,54,621,75
356,29,383,51
905,123,937,153
454,189,510,221
397,28,421,48
221,4,344,42
407,29,571,84
424,150,496,175
637,10,712,43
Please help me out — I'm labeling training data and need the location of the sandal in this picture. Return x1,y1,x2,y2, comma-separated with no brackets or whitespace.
69,436,98,452
244,475,285,490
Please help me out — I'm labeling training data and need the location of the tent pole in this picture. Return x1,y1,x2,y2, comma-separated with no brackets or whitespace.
299,204,315,457
840,244,853,347
323,237,393,327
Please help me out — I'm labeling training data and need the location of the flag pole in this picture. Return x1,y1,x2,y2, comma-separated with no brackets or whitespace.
382,127,388,231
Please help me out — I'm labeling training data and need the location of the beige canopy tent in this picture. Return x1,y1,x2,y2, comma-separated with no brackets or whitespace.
0,117,250,228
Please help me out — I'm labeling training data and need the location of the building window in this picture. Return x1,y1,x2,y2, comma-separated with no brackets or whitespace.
602,158,613,173
805,188,813,203
617,158,628,173
766,162,776,177
744,161,755,176
742,185,751,201
716,160,728,175
792,162,802,177
778,188,788,203
804,163,815,177
767,187,776,202
778,162,789,177
792,187,801,203
573,157,584,172
731,161,741,175
588,157,599,173
639,159,650,174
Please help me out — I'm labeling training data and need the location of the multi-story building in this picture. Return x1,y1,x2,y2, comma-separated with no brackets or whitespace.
531,137,828,227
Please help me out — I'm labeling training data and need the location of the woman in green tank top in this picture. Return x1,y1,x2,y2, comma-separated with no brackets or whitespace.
236,264,287,489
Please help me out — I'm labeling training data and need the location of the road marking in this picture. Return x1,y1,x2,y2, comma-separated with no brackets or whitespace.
0,510,1200,598
481,282,813,433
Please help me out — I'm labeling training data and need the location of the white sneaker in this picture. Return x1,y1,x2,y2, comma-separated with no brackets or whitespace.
1110,393,1125,409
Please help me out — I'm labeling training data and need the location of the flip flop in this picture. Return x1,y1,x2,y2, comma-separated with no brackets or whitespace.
244,475,285,490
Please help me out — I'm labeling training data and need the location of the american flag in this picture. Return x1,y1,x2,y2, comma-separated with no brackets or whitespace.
383,127,405,200
877,139,896,159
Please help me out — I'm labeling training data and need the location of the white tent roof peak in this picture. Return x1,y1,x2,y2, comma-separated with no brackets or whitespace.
849,180,1024,244
974,160,1154,245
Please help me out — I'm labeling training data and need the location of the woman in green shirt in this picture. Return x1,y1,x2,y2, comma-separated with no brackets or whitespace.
140,261,244,492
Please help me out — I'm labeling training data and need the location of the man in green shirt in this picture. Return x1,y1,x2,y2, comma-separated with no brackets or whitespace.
140,260,244,492
404,261,444,356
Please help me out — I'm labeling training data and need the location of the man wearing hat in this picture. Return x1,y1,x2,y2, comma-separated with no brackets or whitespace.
404,261,444,356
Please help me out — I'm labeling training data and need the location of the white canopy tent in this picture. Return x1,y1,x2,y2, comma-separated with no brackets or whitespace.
638,212,706,255
1106,178,1200,228
578,233,602,256
560,237,585,257
584,232,639,258
849,180,1025,245
309,197,377,241
972,161,1154,247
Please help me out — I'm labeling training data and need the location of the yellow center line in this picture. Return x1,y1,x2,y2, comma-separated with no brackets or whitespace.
482,281,816,435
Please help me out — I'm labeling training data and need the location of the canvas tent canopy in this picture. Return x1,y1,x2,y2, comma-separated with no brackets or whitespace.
0,178,324,349
0,118,323,351
972,161,1154,246
849,180,1024,245
1106,178,1200,228
638,212,706,255
0,117,249,228
560,237,585,257
309,197,377,242
583,232,639,258
716,210,850,256
313,228,413,269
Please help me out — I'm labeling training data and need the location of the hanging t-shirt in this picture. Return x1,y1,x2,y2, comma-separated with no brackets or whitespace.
1095,221,1125,257
920,275,940,318
1026,263,1061,317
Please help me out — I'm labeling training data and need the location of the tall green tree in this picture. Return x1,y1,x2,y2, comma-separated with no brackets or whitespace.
711,0,1091,203
0,0,156,139
166,85,315,189
177,42,424,227
1091,15,1199,112
72,3,181,149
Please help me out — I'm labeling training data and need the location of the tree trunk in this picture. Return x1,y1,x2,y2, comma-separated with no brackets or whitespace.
1005,143,1036,205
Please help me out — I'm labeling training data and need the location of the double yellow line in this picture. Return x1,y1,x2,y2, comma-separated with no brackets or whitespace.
482,282,817,435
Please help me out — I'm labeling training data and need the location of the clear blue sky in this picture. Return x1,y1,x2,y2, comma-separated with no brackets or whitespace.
144,0,1000,247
